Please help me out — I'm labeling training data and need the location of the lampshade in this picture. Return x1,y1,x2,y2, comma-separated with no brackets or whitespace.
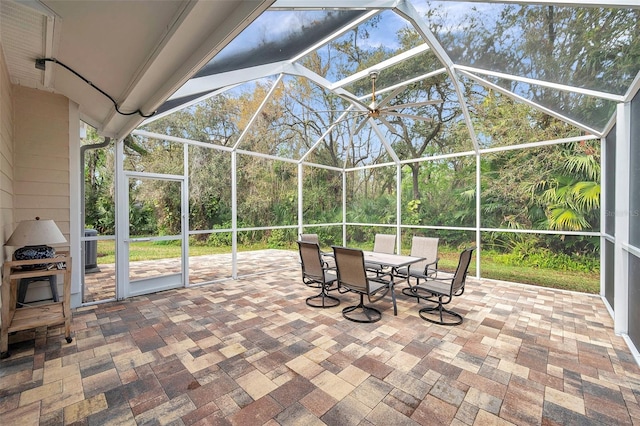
5,218,67,247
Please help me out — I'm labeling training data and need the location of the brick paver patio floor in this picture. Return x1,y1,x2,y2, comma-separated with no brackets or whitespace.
1,250,639,425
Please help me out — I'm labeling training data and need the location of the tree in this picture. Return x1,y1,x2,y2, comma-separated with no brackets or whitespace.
446,4,640,128
141,96,240,233
83,126,115,234
532,140,600,231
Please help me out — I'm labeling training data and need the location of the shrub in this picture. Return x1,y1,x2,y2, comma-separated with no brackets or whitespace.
492,247,598,273
207,232,232,247
267,228,290,248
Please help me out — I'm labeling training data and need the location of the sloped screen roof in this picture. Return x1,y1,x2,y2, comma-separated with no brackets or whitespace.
146,0,640,165
194,10,370,78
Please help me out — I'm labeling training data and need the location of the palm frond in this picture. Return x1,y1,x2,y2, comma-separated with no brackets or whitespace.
547,207,590,231
564,155,600,181
571,181,601,211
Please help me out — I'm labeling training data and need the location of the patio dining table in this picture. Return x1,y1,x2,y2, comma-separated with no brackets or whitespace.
362,250,425,316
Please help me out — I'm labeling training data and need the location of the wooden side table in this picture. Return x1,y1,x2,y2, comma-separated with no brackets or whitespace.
17,275,58,307
1,254,72,358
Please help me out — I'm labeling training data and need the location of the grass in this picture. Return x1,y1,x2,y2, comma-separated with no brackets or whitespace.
96,240,262,263
96,240,600,294
434,249,599,294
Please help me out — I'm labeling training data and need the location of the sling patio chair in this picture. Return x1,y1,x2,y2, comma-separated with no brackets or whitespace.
399,236,440,298
333,246,393,323
365,233,396,275
299,233,319,244
297,240,340,308
300,232,334,266
412,247,475,326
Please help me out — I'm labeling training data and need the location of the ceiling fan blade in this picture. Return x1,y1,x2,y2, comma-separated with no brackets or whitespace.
351,116,371,134
383,111,434,121
383,100,443,110
377,86,407,109
313,110,363,113
377,115,401,134
335,92,372,111
329,111,369,128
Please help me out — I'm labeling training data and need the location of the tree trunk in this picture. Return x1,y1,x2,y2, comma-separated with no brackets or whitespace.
411,163,421,200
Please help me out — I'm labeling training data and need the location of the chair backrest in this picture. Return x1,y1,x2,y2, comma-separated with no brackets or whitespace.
298,241,325,281
333,246,368,293
300,233,319,244
452,247,475,294
373,234,396,254
410,236,439,273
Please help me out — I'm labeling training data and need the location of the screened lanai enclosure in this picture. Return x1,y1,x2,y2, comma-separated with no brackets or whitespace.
80,0,640,361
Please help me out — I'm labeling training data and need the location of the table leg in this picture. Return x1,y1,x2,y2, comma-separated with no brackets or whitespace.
390,276,397,316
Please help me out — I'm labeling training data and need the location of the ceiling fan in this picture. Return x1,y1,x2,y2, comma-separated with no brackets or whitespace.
333,70,442,134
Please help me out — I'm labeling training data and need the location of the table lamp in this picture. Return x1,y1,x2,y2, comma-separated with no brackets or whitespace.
5,217,67,268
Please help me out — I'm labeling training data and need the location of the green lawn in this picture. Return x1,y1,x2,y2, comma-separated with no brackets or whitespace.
434,249,599,294
96,240,263,263
97,241,600,294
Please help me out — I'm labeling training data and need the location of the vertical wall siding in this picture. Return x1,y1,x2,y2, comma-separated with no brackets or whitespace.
13,86,70,247
0,44,14,262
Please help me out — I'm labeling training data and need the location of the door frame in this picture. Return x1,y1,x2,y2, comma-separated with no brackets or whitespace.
123,171,187,298
115,139,189,300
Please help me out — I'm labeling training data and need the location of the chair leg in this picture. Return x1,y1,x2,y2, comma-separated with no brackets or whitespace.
401,285,421,303
342,294,381,323
402,277,428,303
306,287,340,308
418,296,463,326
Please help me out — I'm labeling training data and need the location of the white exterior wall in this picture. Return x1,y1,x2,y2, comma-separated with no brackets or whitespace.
11,86,74,304
13,86,70,244
0,44,14,263
1,37,81,308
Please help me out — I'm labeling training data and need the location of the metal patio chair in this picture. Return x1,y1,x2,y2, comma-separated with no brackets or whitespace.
300,233,334,267
297,240,340,308
365,233,396,274
399,236,440,298
414,247,475,326
333,246,392,323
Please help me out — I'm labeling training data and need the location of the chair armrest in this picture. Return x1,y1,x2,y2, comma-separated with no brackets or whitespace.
322,261,336,271
429,269,455,282
321,255,336,269
422,257,439,278
422,259,438,272
376,271,394,281
366,275,392,302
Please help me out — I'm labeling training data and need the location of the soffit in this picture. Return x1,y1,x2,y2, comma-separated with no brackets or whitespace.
1,0,274,139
